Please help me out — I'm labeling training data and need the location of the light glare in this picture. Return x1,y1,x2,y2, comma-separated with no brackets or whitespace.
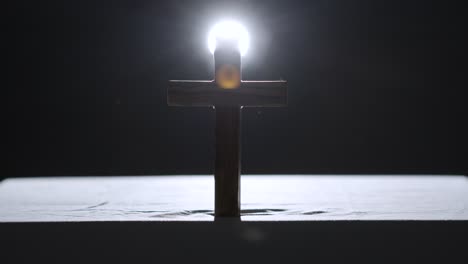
208,21,250,56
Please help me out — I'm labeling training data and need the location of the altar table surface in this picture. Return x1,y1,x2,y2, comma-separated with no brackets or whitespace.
1,175,467,263
1,175,467,222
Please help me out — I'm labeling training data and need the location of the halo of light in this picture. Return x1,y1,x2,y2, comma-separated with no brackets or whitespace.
208,21,250,56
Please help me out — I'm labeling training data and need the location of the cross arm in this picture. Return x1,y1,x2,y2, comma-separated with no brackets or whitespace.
167,80,287,107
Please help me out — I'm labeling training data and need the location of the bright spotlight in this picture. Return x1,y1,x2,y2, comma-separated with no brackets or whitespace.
208,21,250,56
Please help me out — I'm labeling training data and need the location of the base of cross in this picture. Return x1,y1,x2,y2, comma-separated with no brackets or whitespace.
168,80,287,217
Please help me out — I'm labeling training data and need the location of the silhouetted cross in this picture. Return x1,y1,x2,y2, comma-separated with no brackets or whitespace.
167,37,287,217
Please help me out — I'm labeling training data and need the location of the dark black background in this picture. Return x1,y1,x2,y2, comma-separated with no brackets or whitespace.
6,0,467,178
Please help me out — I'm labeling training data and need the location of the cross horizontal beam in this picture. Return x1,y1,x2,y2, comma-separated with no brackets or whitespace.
167,80,287,107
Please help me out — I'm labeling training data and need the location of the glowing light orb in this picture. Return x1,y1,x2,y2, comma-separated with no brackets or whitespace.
208,21,250,56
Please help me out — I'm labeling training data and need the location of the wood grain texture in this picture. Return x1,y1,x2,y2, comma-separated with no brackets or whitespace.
167,80,287,107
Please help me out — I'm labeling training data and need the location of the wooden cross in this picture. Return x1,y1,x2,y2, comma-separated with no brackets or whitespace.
167,37,287,217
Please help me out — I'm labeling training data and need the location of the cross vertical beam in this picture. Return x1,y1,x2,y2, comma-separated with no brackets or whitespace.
215,105,241,216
